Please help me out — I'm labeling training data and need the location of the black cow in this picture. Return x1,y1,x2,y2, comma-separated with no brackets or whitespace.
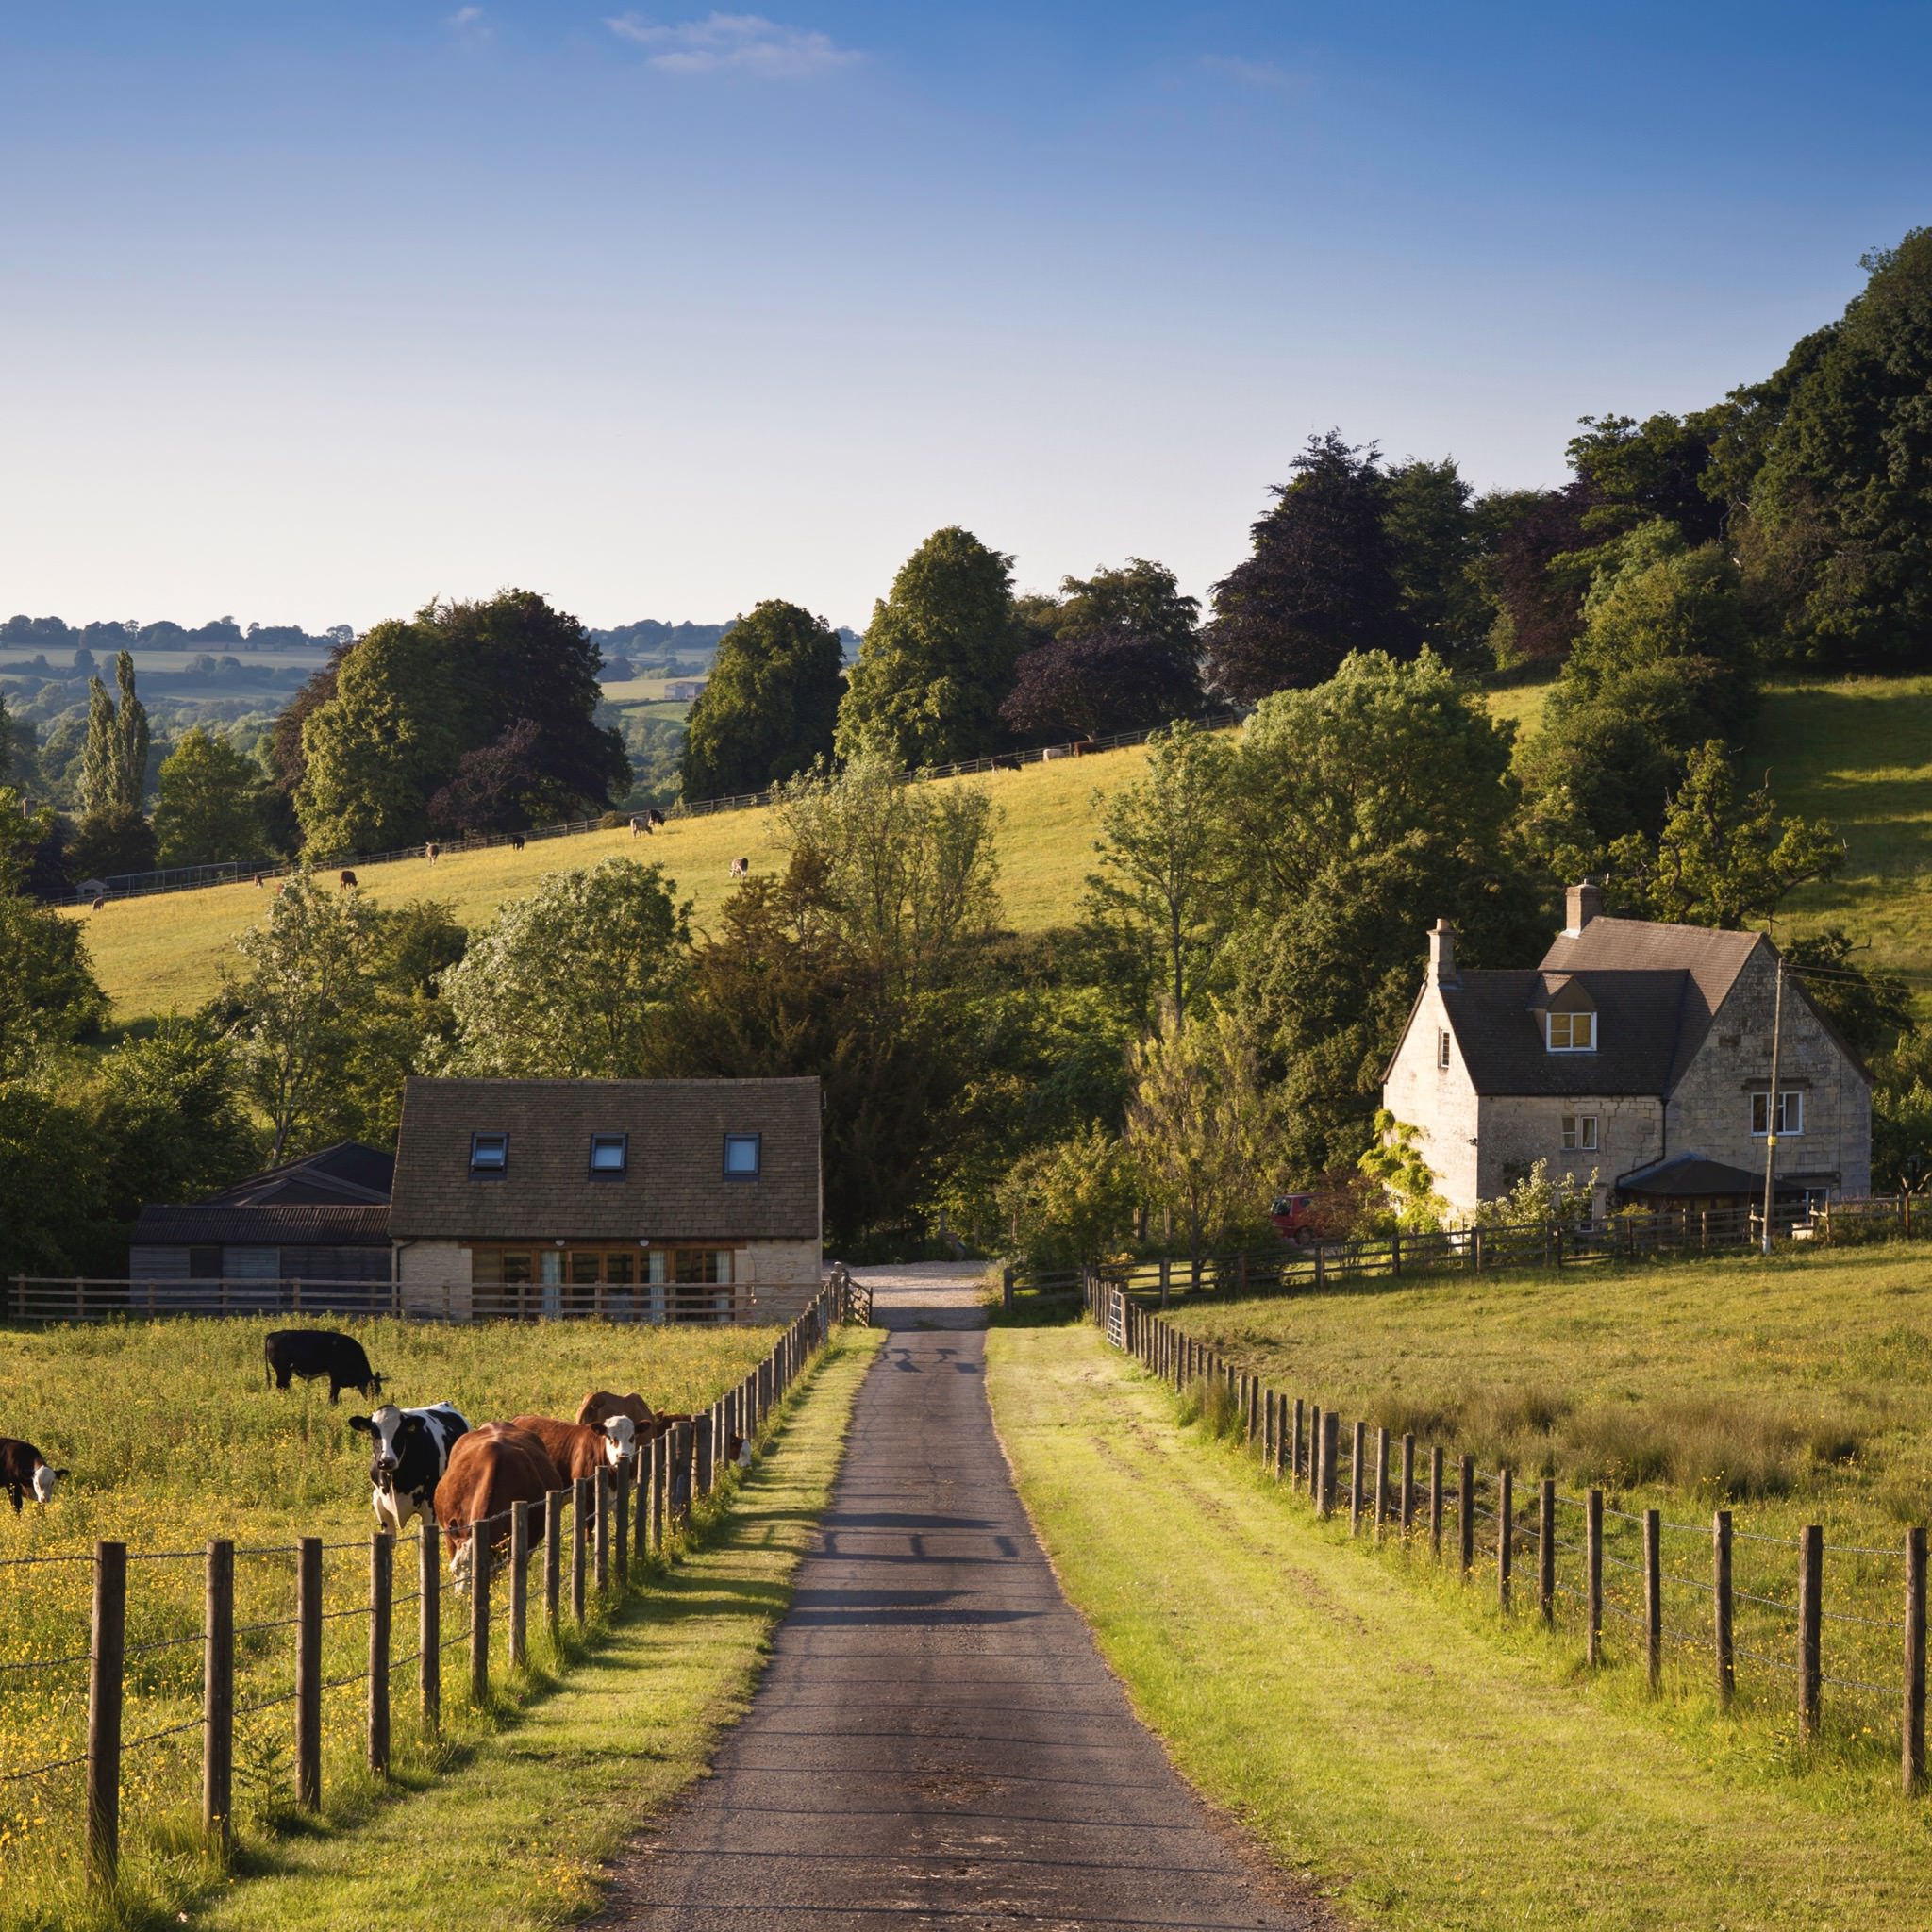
0,1436,68,1512
264,1329,382,1405
348,1402,471,1536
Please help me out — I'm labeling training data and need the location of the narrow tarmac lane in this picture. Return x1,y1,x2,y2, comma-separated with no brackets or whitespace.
594,1271,1327,1931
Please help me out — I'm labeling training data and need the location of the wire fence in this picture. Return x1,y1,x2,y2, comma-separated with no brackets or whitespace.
1092,1285,1930,1801
0,1284,845,1898
61,709,1248,906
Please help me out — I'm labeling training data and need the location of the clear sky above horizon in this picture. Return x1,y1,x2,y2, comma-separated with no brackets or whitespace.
3,2,1928,635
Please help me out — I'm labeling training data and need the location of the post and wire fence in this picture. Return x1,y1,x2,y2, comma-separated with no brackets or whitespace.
1091,1283,1930,1800
0,1284,845,1896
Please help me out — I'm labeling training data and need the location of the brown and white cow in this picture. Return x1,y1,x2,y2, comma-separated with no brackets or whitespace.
509,1411,637,1482
0,1437,67,1512
433,1424,561,1591
575,1390,654,1432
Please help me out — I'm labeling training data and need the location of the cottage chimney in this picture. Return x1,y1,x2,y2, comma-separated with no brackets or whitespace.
1564,880,1601,938
1427,917,1459,989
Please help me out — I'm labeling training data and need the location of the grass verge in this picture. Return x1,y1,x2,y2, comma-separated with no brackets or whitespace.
984,1322,1930,1932
181,1323,882,1932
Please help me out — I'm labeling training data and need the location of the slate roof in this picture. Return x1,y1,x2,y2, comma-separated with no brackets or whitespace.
1539,917,1764,1089
1438,968,1690,1097
131,1204,391,1246
388,1077,822,1243
1617,1154,1763,1197
207,1141,394,1208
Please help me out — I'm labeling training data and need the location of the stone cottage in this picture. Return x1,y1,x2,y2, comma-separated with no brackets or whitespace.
1381,884,1872,1221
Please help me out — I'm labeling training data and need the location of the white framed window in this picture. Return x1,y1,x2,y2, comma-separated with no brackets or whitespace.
1751,1091,1804,1136
1437,1028,1452,1071
1546,1010,1595,1053
1561,1114,1598,1152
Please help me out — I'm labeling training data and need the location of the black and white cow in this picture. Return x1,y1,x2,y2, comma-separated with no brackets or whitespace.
264,1329,382,1405
0,1437,67,1513
348,1403,471,1536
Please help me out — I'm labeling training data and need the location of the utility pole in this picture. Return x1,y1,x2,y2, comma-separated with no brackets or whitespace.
1760,954,1785,1256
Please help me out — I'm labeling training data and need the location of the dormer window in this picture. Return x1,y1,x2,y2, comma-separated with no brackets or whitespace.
470,1132,508,1176
1547,1011,1595,1053
589,1133,628,1176
723,1132,761,1179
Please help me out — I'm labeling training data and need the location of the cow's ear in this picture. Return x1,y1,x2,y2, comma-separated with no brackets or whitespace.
348,1415,374,1435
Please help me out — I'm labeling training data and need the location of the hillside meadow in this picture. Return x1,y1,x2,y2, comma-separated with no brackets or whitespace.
69,746,1152,1024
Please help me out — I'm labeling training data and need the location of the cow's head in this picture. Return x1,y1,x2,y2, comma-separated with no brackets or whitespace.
600,1414,637,1468
349,1405,408,1488
447,1527,474,1594
31,1462,67,1504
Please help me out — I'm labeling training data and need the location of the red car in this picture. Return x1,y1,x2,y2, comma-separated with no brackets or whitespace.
1270,1193,1321,1243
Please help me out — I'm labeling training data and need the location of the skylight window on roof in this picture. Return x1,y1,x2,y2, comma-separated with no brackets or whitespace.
723,1132,761,1179
590,1132,628,1176
470,1132,508,1176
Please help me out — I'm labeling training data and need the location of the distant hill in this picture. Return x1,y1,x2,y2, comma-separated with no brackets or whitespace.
591,617,860,679
1,613,349,657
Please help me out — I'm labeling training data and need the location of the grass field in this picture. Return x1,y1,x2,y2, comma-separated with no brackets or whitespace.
0,1315,791,1929
70,746,1151,1023
986,1322,1932,1931
1161,1242,1930,1790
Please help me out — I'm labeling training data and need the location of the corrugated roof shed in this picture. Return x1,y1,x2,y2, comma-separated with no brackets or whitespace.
388,1077,822,1242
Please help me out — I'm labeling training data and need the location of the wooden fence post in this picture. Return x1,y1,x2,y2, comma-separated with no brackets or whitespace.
595,1470,612,1599
1906,1524,1926,1797
203,1538,233,1855
615,1465,630,1589
1004,1265,1016,1313
1292,1399,1306,1481
1349,1422,1366,1535
1401,1434,1416,1541
1497,1469,1513,1611
573,1477,591,1626
420,1515,440,1738
1318,1410,1338,1520
1307,1405,1322,1501
651,1434,666,1555
296,1536,323,1811
1458,1457,1475,1575
545,1489,566,1641
1429,1446,1444,1559
1713,1508,1734,1707
1374,1427,1390,1541
670,1422,691,1535
1644,1508,1663,1694
1538,1479,1556,1625
1799,1524,1823,1738
86,1540,125,1888
509,1502,529,1669
368,1531,391,1774
469,1524,491,1707
1586,1489,1603,1667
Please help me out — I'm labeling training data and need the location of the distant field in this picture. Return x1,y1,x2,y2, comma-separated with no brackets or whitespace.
73,745,1151,1021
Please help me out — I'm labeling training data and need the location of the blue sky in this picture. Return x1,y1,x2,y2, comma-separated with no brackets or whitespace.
2,2,1927,632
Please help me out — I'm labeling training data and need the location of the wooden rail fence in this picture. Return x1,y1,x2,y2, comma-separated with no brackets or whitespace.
1,1288,841,1891
1091,1283,1930,1799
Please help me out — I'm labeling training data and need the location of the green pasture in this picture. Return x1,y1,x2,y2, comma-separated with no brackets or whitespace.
0,1315,797,1929
67,746,1151,1024
986,1321,1931,1931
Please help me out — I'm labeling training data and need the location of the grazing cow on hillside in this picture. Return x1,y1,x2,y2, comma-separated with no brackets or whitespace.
349,1402,470,1537
729,856,748,878
425,842,439,863
264,1329,381,1405
509,1411,637,1482
649,808,665,827
253,873,263,888
629,815,650,837
434,1424,561,1591
575,1390,654,1432
91,896,105,911
0,1437,68,1513
339,869,358,890
509,833,525,851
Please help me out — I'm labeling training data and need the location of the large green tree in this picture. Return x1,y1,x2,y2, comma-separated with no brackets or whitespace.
1740,229,1932,662
153,726,272,866
835,527,1024,767
681,601,844,799
0,891,108,1078
441,858,689,1078
1206,432,1414,699
79,651,150,816
1382,458,1492,665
